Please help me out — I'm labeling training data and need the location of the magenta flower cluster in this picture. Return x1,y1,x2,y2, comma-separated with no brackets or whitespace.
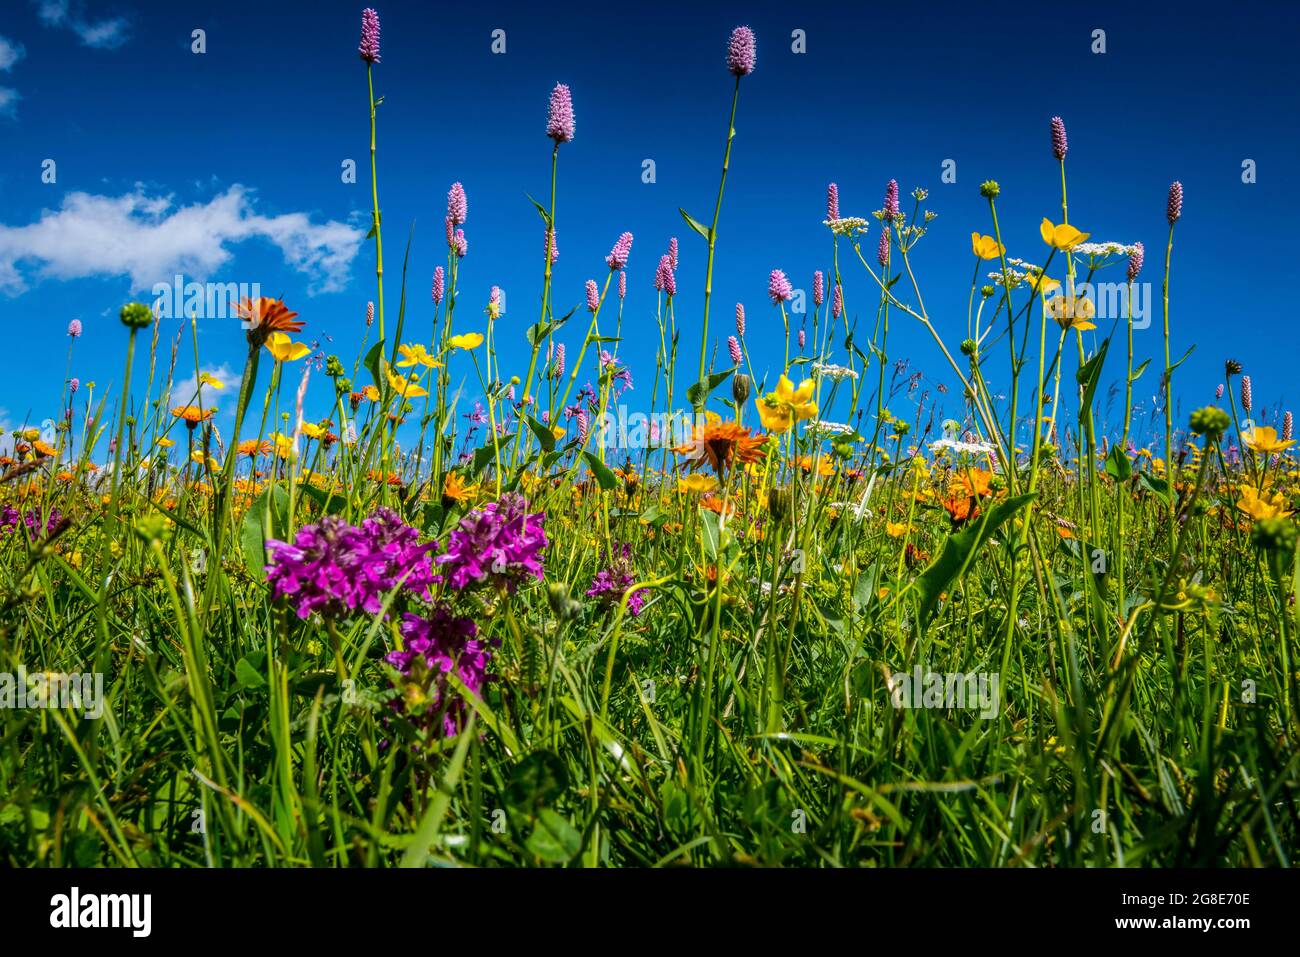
768,268,792,304
358,7,381,64
547,83,575,143
586,543,645,617
386,606,489,736
265,508,436,620
606,231,634,270
436,493,548,593
727,26,756,76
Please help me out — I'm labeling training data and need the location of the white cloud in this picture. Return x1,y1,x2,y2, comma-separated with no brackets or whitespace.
0,185,364,295
0,36,25,72
34,1,130,49
166,363,237,411
0,88,18,118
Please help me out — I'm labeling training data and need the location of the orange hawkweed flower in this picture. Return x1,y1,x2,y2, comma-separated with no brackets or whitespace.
233,297,302,345
171,405,215,428
942,467,994,523
677,420,766,476
237,439,272,458
33,440,58,458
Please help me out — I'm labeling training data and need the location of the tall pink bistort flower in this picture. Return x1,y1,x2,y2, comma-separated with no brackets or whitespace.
667,237,679,270
768,269,792,305
1050,116,1068,161
884,179,900,220
727,26,756,76
432,266,445,305
447,182,467,226
67,319,82,338
1167,181,1183,225
728,335,743,365
547,83,575,144
366,301,375,327
545,226,559,265
453,229,468,257
832,285,843,320
618,271,627,300
735,302,745,336
585,279,600,312
654,255,676,296
877,226,890,267
1127,242,1144,283
813,271,824,307
827,183,840,221
606,232,633,270
358,8,381,64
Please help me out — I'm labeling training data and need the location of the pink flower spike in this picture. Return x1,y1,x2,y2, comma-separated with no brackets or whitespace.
547,83,575,144
606,231,633,270
432,267,445,305
447,182,467,226
727,26,756,76
358,8,381,64
585,279,600,312
827,183,839,220
768,269,792,305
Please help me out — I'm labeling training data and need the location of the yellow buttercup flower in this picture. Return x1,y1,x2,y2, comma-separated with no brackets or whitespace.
886,521,908,538
970,232,1005,260
300,422,325,440
265,332,310,362
199,372,225,389
447,332,484,351
158,437,176,449
396,343,439,369
756,394,793,434
678,474,719,494
1236,483,1292,521
1039,218,1090,251
362,384,381,402
1022,269,1061,296
1243,426,1295,456
1047,295,1096,331
387,369,430,399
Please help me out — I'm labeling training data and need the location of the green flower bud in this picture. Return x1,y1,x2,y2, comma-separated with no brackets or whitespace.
119,302,153,329
732,373,751,406
1189,405,1230,438
960,338,978,357
979,180,1001,199
1251,517,1297,554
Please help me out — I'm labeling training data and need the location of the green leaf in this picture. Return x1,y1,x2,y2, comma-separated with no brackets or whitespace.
686,367,735,409
581,451,618,491
525,193,552,227
240,485,290,580
700,509,721,559
526,809,581,863
364,339,386,390
1104,443,1133,481
525,415,556,453
234,656,267,689
913,493,1036,624
1169,344,1196,373
1139,471,1171,504
1075,337,1110,418
1130,358,1151,383
679,208,711,241
505,751,569,815
300,484,347,516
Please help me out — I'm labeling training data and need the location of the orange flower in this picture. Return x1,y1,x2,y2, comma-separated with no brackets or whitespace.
677,420,766,476
942,467,993,523
233,297,302,344
33,440,58,458
171,405,215,427
796,455,836,477
237,439,272,458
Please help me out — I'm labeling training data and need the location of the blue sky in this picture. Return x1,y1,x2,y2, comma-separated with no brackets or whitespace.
1,0,1297,454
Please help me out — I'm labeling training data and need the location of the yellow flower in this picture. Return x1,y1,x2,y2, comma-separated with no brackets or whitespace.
551,426,566,441
387,369,429,399
265,332,310,362
775,374,817,420
886,521,908,538
158,437,176,448
300,422,324,440
970,232,1005,260
1047,295,1097,331
678,474,719,494
447,332,484,351
756,394,793,434
1243,426,1295,456
396,343,439,369
1039,218,1090,251
1237,483,1292,521
199,372,225,389
362,384,381,402
1022,269,1061,296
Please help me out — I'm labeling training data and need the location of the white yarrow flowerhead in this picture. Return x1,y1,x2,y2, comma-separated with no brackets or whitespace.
930,437,998,456
811,361,859,381
806,420,853,437
824,216,871,236
1071,241,1140,258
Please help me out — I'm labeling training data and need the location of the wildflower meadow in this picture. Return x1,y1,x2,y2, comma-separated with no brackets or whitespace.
1,7,1298,881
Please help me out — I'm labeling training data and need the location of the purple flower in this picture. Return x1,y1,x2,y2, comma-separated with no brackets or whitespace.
601,350,633,393
432,266,445,305
727,26,756,76
3,507,63,541
385,606,488,737
547,83,575,144
606,231,633,270
585,279,600,312
827,183,839,221
813,270,824,307
69,377,79,394
735,302,745,336
832,285,843,320
551,343,566,379
728,335,743,365
454,228,468,257
768,268,792,304
877,225,890,267
1050,116,1068,161
265,508,436,620
67,319,82,338
654,254,676,295
668,237,679,270
798,328,806,350
576,409,590,444
436,493,547,593
1215,383,1225,400
618,270,627,300
1167,181,1183,225
447,182,467,226
358,7,381,64
586,543,644,617
884,179,900,220
1126,242,1144,283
